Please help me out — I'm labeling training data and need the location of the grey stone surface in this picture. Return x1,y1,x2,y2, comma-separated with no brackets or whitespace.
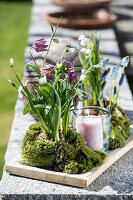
0,0,133,199
110,0,133,93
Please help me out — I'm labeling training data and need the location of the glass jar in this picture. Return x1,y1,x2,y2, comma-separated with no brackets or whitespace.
71,106,112,152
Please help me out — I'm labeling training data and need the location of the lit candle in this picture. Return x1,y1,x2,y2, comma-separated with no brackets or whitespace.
75,116,103,150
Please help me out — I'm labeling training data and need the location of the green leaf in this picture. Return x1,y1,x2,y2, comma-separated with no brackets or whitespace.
34,104,51,109
23,86,49,133
23,102,31,115
47,18,54,33
26,64,41,78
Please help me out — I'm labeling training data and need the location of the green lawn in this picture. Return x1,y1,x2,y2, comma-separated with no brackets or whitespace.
0,1,31,179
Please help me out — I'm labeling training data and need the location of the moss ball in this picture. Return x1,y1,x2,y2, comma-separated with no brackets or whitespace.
109,127,125,150
109,105,131,150
21,124,107,174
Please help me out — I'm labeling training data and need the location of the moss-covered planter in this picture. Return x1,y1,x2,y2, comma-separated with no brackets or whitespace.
109,106,131,149
21,104,130,174
21,123,106,174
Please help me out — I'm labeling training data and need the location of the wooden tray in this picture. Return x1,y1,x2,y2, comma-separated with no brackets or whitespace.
45,9,117,29
50,0,112,8
5,125,133,188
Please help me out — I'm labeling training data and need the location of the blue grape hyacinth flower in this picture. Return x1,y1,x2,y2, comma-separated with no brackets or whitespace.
121,56,129,67
111,65,119,79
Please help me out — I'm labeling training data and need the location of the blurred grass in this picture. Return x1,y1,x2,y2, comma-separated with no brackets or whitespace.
0,1,31,179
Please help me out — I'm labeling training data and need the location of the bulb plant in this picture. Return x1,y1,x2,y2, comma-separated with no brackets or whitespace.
8,21,108,173
67,33,131,151
8,22,81,142
66,32,110,106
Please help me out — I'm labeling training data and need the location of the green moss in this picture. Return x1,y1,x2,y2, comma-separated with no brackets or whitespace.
29,122,41,131
94,150,107,160
21,125,106,174
76,154,94,173
109,127,125,150
81,145,103,166
109,106,131,150
64,161,79,174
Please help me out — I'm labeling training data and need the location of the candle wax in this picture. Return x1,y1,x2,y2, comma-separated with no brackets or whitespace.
75,116,103,150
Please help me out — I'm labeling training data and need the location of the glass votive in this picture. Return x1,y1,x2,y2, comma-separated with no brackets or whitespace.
71,106,112,152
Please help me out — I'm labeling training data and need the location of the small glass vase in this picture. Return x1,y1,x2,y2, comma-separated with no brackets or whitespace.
71,106,112,152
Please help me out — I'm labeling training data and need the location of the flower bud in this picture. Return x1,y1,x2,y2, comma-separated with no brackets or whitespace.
10,58,14,67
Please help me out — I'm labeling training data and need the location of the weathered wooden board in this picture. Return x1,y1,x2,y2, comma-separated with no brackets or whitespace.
5,125,133,188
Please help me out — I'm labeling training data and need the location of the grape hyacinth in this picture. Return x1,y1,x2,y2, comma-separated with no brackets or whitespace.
121,56,129,67
111,65,119,79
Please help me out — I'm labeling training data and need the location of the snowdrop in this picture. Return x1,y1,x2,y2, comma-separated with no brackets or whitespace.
80,74,85,81
56,63,62,68
78,34,88,46
81,48,91,55
10,58,14,67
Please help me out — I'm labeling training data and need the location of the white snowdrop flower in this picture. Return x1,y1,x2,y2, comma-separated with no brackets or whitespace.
80,74,85,81
81,48,91,55
18,86,22,93
10,58,14,67
78,35,88,46
69,48,75,53
56,63,62,68
78,34,85,41
24,80,29,86
81,48,86,54
86,48,91,55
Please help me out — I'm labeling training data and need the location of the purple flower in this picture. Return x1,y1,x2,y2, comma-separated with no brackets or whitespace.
41,66,55,81
32,38,48,52
68,72,79,85
63,60,74,73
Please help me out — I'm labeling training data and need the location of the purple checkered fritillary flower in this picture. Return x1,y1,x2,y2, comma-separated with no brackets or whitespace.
32,38,48,52
41,66,55,81
68,72,79,85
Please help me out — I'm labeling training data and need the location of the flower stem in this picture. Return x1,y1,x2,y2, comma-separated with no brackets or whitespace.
109,79,114,110
30,48,38,68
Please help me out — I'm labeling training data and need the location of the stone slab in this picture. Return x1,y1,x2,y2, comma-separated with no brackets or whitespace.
0,0,133,199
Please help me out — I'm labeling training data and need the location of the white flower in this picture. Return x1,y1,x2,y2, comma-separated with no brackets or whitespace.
24,80,29,86
68,48,75,53
10,58,14,67
18,86,22,93
78,34,88,46
80,74,85,81
56,63,62,68
78,34,85,41
81,48,91,55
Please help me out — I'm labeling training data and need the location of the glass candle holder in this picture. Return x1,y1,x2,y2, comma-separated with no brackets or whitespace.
71,106,112,152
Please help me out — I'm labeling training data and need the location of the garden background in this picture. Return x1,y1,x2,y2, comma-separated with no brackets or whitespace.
0,0,31,179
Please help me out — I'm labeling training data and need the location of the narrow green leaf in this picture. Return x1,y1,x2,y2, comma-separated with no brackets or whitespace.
23,102,31,115
26,64,41,78
47,18,54,33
